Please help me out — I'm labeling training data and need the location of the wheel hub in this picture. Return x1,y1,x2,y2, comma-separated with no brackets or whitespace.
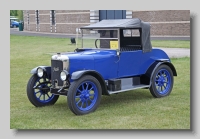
158,76,165,86
80,90,90,100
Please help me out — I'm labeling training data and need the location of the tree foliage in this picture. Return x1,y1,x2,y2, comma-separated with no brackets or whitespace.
10,10,18,16
17,10,23,21
10,10,23,21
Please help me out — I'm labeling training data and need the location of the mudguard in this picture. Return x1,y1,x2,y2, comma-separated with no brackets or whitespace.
30,66,51,79
71,70,109,95
143,61,177,86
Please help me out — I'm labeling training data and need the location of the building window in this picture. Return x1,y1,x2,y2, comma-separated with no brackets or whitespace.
51,10,55,25
36,10,39,24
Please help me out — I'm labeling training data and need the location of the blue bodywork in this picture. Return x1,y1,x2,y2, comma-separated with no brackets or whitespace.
27,18,177,115
66,48,170,81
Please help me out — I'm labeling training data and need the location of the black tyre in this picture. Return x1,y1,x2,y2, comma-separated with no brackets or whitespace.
149,64,174,98
27,74,59,107
67,75,102,115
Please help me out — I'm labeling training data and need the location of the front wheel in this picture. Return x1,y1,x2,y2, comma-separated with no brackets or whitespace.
67,75,102,115
27,74,59,107
149,64,174,98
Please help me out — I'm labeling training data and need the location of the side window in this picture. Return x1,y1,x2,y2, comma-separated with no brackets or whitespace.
132,29,140,37
123,29,132,37
123,29,140,37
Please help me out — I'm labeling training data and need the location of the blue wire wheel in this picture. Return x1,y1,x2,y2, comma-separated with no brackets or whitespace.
33,77,55,103
154,69,172,95
27,74,59,107
150,65,174,98
75,81,98,111
67,75,102,115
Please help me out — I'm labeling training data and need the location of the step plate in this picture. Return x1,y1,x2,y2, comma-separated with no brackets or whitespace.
108,84,150,94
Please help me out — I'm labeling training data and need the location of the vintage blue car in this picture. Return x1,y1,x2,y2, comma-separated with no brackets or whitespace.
27,18,177,115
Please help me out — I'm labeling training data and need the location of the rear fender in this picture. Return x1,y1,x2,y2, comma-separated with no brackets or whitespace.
141,61,177,86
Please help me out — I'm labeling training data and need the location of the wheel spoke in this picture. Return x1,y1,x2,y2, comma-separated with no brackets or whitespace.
35,90,40,94
46,93,50,98
161,86,163,91
88,98,93,102
163,80,168,83
81,101,84,108
38,93,42,99
89,93,94,96
75,95,81,98
88,86,93,92
77,89,82,93
76,99,82,105
158,86,161,91
82,84,85,90
86,100,88,107
86,83,89,90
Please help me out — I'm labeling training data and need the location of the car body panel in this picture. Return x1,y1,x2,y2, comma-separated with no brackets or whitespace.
66,49,118,80
65,48,170,81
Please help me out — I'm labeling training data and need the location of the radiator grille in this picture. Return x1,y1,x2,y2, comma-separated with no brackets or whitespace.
51,60,63,86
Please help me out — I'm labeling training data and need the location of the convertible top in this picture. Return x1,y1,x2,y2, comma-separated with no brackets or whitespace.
80,18,152,53
80,18,149,29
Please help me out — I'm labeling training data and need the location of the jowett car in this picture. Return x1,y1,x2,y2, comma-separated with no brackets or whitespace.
27,18,177,115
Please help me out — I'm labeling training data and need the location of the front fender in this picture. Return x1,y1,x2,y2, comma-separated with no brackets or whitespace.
30,66,51,79
71,70,109,95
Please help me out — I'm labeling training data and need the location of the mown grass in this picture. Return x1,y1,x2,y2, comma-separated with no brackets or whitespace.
151,40,190,48
10,35,190,129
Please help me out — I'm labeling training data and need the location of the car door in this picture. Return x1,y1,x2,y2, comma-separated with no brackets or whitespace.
117,50,142,78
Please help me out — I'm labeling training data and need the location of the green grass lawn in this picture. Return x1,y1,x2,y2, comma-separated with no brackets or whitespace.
151,40,190,48
10,35,190,129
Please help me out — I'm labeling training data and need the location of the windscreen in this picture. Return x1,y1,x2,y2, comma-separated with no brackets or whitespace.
76,29,119,49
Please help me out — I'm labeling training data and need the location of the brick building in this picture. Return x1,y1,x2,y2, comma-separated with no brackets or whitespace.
23,10,190,36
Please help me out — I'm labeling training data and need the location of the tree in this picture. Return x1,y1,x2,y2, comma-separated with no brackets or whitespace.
17,10,23,21
10,10,23,21
10,10,18,16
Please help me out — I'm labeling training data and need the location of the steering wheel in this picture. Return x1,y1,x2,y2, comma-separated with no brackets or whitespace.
95,39,99,48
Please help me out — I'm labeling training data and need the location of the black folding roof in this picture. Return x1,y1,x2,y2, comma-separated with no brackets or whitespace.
80,18,152,53
80,18,148,29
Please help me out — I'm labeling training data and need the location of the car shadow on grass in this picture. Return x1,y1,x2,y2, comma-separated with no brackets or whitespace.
100,89,154,106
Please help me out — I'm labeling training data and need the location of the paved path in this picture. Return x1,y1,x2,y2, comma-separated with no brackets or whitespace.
156,48,190,58
10,28,190,58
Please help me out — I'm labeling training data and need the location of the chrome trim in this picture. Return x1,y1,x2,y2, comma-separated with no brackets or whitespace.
51,53,69,71
51,53,69,89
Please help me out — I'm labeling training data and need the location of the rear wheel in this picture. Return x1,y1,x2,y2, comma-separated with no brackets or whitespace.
27,74,59,107
149,65,174,98
67,75,102,115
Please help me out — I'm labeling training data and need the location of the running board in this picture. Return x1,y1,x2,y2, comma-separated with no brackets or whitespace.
108,84,150,94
